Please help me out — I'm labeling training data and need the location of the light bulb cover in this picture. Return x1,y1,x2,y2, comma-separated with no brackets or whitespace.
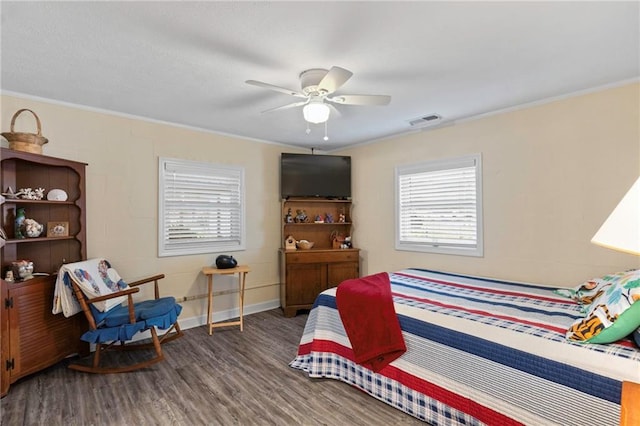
303,102,330,124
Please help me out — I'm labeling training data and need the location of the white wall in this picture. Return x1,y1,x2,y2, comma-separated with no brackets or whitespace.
0,95,306,324
2,81,638,329
338,82,640,286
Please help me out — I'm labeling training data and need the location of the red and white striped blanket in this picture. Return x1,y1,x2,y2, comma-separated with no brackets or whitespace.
290,268,640,425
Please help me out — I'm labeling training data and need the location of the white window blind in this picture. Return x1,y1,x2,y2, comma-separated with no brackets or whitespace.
395,154,483,256
158,157,245,257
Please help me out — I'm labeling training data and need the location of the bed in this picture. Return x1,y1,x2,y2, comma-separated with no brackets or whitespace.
290,268,640,425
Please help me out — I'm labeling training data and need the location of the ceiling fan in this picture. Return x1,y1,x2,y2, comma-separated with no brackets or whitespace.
246,66,391,124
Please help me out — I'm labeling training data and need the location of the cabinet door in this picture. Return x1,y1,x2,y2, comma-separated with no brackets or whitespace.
8,277,85,380
286,263,326,306
327,261,359,288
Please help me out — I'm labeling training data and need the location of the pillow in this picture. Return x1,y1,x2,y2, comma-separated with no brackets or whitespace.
566,269,640,343
555,269,640,312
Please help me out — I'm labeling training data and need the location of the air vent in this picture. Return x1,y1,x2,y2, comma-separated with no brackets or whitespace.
408,114,442,127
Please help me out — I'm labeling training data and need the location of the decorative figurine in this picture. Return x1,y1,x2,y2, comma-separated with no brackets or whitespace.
12,260,34,281
344,235,352,248
285,208,293,223
285,235,296,250
15,207,26,239
338,212,346,223
294,209,308,223
325,213,334,223
314,214,324,223
331,230,345,249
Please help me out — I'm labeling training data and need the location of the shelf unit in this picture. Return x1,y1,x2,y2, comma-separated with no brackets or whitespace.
0,147,88,397
279,198,360,317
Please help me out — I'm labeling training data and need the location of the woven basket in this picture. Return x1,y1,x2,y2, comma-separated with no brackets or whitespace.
2,109,48,154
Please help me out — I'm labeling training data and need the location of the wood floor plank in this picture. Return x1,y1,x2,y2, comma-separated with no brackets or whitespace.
0,309,426,425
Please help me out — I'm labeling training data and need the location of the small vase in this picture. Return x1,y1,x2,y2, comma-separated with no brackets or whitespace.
15,207,26,239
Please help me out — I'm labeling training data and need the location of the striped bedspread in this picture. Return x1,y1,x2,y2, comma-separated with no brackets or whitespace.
290,268,640,425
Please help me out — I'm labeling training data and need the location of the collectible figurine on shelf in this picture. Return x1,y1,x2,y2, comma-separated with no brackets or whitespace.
314,214,324,223
294,209,308,223
325,213,334,223
284,208,293,223
338,212,346,223
344,235,352,248
12,260,34,281
15,207,26,239
284,235,296,250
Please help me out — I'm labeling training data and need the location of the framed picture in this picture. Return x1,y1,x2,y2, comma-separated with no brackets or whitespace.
47,221,69,238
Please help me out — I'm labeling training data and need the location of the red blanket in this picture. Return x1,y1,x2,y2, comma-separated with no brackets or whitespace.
335,272,406,372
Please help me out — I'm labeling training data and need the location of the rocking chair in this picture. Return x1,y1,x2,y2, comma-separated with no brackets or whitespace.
60,258,183,373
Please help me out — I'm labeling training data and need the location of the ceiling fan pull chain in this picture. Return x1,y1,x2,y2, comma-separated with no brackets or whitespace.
324,121,329,141
306,122,311,135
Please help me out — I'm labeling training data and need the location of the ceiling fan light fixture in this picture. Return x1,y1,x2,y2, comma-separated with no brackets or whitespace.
303,101,330,124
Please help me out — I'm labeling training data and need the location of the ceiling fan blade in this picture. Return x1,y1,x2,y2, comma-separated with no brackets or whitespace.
246,80,306,98
261,100,308,114
327,94,391,106
327,103,342,118
317,66,353,94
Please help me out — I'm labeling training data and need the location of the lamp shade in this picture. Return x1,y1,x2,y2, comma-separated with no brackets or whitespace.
591,177,640,255
303,101,330,124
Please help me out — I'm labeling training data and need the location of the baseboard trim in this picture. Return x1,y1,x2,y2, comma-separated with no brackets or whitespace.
130,298,282,342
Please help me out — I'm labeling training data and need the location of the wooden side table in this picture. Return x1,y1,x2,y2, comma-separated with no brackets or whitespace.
201,265,250,335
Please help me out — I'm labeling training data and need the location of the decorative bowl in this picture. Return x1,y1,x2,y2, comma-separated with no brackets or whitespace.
296,240,314,250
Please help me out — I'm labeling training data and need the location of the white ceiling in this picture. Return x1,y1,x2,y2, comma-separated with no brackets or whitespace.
1,1,639,151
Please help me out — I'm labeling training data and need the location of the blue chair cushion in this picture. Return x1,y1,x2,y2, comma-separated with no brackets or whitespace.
80,300,182,344
81,322,147,344
103,296,178,327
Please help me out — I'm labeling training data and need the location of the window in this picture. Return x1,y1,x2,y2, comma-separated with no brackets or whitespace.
395,154,483,257
158,157,245,257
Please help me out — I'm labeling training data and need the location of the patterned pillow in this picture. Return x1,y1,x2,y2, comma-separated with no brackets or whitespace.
566,269,640,343
554,270,636,312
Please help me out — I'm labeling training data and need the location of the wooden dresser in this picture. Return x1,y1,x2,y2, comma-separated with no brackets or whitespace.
279,198,360,317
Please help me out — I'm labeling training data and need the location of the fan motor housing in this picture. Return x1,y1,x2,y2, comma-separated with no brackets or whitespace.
300,68,328,95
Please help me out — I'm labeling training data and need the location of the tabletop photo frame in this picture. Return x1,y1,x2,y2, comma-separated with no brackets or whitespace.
47,221,69,237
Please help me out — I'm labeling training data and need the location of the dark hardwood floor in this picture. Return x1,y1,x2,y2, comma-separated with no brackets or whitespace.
0,309,425,425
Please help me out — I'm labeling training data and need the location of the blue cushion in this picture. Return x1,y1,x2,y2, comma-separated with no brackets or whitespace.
80,302,182,344
103,297,178,327
81,322,147,344
89,304,112,325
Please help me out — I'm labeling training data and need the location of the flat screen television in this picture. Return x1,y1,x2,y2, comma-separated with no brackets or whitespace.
280,153,351,199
